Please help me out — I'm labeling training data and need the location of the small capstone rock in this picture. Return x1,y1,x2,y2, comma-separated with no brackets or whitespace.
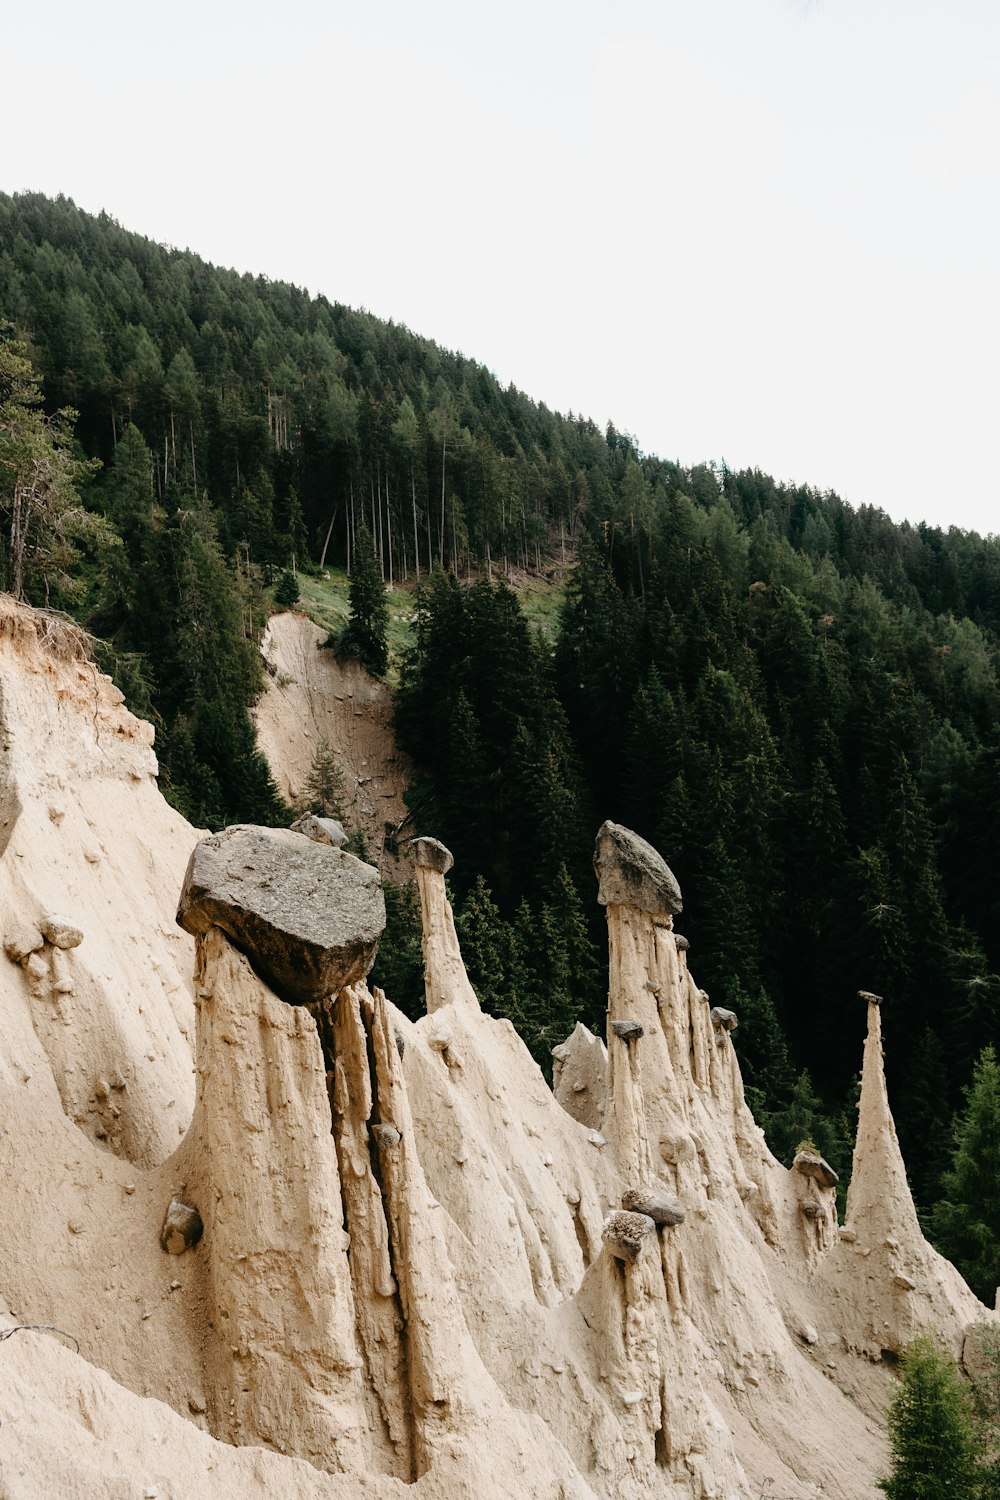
160,1198,204,1255
674,934,690,952
621,1188,685,1227
710,1007,737,1032
793,1150,840,1189
602,1210,656,1263
611,1019,644,1042
371,1122,401,1150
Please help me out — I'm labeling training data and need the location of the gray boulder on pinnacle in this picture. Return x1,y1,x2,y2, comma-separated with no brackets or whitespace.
176,824,385,1004
593,820,683,917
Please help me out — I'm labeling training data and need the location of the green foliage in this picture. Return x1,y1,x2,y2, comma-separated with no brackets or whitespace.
878,1336,980,1500
274,568,300,607
338,525,388,675
968,1322,1000,1495
370,878,424,1021
0,334,105,604
300,740,346,820
931,1046,1000,1304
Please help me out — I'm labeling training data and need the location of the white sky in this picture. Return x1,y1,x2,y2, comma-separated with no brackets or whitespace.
5,0,999,533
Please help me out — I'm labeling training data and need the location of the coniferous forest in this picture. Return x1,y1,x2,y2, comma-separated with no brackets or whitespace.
2,191,1000,1267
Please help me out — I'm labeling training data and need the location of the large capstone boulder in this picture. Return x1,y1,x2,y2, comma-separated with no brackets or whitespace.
409,836,454,874
594,821,682,917
177,824,385,1004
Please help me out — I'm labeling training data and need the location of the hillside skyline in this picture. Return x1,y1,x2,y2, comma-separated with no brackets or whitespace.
5,0,999,535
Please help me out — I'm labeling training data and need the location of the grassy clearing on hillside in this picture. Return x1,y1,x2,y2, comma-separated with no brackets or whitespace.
276,554,573,683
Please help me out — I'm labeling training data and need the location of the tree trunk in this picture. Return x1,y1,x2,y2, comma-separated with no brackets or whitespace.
319,506,338,570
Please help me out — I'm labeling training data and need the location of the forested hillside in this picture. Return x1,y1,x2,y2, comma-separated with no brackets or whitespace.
2,191,1000,1243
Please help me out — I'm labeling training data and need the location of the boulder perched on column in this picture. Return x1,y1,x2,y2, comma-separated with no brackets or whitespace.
177,824,385,1003
594,820,683,918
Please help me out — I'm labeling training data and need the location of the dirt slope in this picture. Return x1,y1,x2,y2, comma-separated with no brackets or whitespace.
254,611,411,870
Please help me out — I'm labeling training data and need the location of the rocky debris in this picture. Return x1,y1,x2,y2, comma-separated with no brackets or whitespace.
621,1188,685,1227
4,927,44,963
601,1209,657,1263
40,915,83,949
801,1201,822,1220
793,1150,840,1189
160,1198,204,1255
371,1122,401,1149
290,812,347,847
409,836,454,874
552,1021,607,1130
593,820,683,917
428,1026,453,1053
893,1273,916,1291
176,824,385,1003
710,1007,737,1032
611,1019,644,1042
799,1324,819,1346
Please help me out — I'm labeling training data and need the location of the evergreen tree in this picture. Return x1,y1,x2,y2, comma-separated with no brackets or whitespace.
878,1335,980,1500
339,524,388,675
274,568,300,607
301,740,347,820
931,1046,1000,1304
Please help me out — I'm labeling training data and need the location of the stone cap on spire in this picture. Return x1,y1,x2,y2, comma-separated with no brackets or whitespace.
593,821,682,916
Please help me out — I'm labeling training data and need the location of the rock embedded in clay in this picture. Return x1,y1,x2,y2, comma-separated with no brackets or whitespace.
611,1019,644,1042
593,820,682,917
710,1007,738,1033
793,1150,840,1189
4,927,44,963
409,835,454,874
40,915,84,949
621,1188,685,1227
602,1209,657,1263
160,1198,203,1255
176,824,385,1003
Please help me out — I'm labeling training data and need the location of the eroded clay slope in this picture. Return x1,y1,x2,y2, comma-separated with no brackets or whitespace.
0,600,995,1500
254,610,411,866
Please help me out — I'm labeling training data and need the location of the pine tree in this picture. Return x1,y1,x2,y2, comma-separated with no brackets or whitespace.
339,523,388,675
301,740,347,820
878,1335,980,1500
931,1046,1000,1305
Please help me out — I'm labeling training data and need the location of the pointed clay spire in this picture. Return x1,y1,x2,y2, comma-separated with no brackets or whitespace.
409,838,481,1014
845,994,922,1244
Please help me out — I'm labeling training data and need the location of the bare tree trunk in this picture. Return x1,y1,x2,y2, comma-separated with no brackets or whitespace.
386,475,394,588
319,506,338,570
439,434,446,567
412,468,420,581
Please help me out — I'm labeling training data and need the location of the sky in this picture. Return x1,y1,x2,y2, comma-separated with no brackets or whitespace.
5,0,1000,533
